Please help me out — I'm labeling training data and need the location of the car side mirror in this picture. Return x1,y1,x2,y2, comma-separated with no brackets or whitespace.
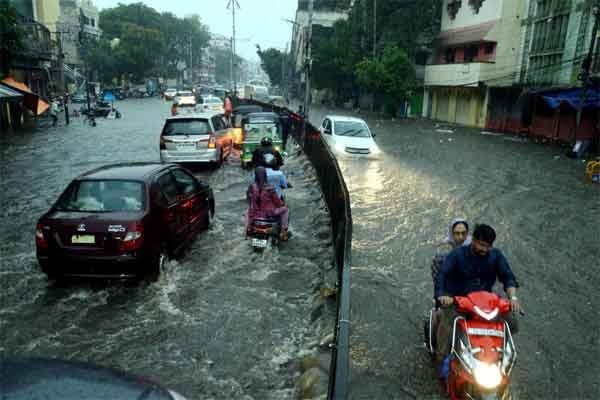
324,129,331,135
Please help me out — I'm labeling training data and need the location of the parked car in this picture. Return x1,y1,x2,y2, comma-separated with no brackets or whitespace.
3,357,189,400
198,96,224,113
36,162,214,280
160,113,233,167
318,115,380,157
164,88,178,100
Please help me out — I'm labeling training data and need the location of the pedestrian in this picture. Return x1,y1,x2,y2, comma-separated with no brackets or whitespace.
224,94,233,127
50,98,59,127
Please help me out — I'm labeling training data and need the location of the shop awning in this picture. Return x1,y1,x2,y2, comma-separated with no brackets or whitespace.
541,88,600,110
1,77,49,115
434,20,497,47
0,83,24,100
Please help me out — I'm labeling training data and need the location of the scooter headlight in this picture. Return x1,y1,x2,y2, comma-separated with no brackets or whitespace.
473,362,502,389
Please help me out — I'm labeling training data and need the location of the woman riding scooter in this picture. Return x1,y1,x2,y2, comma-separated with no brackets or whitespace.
246,167,289,241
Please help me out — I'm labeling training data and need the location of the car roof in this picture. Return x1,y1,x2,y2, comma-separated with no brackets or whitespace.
77,162,172,181
326,115,367,123
246,112,279,119
166,112,215,120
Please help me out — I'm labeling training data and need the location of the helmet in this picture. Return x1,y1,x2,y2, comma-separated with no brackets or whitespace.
263,153,276,167
260,137,273,147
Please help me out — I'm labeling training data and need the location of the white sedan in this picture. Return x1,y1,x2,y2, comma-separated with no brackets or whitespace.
318,115,380,157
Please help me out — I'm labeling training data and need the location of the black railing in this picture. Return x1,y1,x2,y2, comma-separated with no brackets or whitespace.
234,98,352,399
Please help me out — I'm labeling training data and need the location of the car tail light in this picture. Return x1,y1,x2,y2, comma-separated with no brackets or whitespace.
119,222,144,252
35,223,48,250
208,134,216,149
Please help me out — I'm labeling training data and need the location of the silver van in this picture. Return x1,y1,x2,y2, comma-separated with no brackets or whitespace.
159,113,233,167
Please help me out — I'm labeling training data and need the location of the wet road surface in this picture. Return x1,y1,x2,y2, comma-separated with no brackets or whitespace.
0,98,334,399
310,107,600,400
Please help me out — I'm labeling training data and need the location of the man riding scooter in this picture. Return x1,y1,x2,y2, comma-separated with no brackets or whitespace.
252,137,284,170
433,224,522,372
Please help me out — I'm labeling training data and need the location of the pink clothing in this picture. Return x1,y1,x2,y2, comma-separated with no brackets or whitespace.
246,183,289,230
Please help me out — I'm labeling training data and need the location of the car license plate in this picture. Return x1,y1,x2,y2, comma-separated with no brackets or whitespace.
71,234,95,244
177,143,196,151
251,238,267,248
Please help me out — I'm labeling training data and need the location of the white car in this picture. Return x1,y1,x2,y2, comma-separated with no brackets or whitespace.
164,88,178,100
319,115,380,157
199,96,224,113
174,91,196,106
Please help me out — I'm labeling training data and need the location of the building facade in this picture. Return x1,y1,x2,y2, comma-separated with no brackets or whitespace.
423,0,524,128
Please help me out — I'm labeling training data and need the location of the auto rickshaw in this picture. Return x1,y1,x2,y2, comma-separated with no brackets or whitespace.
240,112,284,168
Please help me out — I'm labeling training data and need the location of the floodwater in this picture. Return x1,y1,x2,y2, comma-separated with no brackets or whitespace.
0,98,335,399
310,107,599,400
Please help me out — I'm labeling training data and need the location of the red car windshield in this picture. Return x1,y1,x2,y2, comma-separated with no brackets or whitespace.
55,180,145,212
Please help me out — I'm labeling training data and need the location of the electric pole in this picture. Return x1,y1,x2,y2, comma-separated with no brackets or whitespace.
227,0,240,94
373,0,377,58
303,0,314,133
576,3,599,136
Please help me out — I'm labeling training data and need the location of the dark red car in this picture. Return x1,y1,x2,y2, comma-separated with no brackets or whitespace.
36,163,214,280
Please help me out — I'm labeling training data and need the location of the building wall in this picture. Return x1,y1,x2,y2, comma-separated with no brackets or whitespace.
35,0,61,39
441,0,504,31
484,0,525,86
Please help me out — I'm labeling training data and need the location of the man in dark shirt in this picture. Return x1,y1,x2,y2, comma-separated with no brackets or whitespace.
252,137,284,170
434,224,522,364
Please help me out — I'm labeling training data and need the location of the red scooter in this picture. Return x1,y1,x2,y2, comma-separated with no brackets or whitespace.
424,291,517,400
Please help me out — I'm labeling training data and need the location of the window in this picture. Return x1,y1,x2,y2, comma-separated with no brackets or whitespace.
55,180,145,212
211,116,224,131
445,48,456,63
171,169,198,196
333,121,371,138
465,46,478,62
157,173,179,205
484,43,495,55
163,119,210,136
447,0,462,20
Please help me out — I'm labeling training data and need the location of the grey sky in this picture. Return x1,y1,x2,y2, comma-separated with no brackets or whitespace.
94,0,298,61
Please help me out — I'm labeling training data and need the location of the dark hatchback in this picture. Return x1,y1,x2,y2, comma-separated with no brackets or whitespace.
36,163,214,280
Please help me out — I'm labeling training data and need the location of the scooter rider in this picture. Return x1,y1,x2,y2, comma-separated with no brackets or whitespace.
252,137,284,170
434,224,521,367
252,153,292,201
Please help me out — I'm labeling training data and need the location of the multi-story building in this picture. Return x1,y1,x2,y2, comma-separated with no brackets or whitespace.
292,0,352,75
423,0,524,128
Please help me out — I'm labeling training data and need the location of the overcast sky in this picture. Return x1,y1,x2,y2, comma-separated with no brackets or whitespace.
94,0,298,61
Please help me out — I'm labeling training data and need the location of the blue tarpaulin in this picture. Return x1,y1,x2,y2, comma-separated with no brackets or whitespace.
541,88,600,110
102,91,116,102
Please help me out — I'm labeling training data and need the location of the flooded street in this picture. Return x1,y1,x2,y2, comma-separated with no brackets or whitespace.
0,99,334,399
310,107,600,399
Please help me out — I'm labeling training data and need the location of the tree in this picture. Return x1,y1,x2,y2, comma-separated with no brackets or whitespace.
356,44,415,114
256,47,285,87
0,0,24,78
112,23,165,82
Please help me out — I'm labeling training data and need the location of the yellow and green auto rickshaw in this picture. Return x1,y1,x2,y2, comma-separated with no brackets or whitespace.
240,112,284,168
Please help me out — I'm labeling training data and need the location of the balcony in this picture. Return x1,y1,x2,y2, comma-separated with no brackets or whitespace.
424,62,496,87
20,21,53,61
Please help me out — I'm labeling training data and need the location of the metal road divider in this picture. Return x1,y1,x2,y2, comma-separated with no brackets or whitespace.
233,98,352,399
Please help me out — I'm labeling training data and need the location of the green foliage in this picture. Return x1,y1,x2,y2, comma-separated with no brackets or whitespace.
93,3,210,82
0,0,24,77
312,21,358,99
356,44,416,112
256,47,285,86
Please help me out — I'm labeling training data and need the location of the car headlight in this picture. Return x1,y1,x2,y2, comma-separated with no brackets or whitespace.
473,362,502,389
369,144,380,154
335,143,345,152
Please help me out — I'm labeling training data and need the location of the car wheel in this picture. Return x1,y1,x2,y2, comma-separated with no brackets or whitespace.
149,246,168,281
204,202,215,228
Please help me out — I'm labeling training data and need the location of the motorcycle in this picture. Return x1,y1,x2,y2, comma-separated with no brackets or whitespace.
424,291,517,400
247,217,281,252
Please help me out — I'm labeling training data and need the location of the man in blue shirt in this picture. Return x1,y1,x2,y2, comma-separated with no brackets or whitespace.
434,224,522,364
